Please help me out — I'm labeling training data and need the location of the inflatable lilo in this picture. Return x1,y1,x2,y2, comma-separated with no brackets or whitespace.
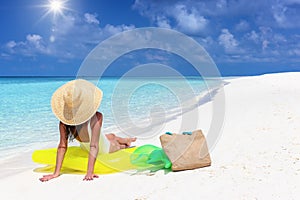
32,144,171,174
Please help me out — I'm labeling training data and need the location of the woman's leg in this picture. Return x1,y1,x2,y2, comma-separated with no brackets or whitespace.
105,133,137,152
115,136,136,147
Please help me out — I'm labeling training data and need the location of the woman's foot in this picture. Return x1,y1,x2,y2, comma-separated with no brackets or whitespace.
125,137,137,147
106,134,137,153
108,140,125,153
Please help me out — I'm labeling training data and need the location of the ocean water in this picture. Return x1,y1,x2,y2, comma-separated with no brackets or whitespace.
0,76,220,160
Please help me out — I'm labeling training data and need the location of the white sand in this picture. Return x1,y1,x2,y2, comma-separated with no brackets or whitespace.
1,72,300,199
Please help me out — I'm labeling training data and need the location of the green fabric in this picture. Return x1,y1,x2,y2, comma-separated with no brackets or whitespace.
130,144,172,170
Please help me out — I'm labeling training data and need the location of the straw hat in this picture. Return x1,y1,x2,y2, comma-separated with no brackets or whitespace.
51,79,103,126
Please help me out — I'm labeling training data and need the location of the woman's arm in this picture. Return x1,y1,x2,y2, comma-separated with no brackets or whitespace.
83,112,102,181
39,122,68,182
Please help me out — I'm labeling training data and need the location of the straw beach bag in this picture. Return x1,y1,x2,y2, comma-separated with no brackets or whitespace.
159,130,211,171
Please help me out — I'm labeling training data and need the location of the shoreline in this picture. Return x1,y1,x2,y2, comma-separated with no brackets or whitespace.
1,72,300,199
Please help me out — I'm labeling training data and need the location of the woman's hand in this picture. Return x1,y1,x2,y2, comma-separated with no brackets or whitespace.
39,174,60,182
83,173,99,181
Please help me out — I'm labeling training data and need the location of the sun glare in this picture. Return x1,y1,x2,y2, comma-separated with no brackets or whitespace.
41,0,70,18
49,1,63,13
35,0,72,25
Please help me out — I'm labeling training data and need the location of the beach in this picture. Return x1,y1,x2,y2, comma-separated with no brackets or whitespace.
1,72,300,200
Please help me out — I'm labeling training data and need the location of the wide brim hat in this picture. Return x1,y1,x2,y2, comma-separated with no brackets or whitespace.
51,79,103,126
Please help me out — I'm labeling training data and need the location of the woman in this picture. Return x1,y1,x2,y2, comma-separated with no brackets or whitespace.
39,79,136,182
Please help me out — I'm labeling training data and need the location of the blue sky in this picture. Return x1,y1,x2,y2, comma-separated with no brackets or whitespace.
0,0,299,76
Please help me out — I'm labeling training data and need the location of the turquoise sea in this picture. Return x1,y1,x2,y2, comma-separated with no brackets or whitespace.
0,77,220,161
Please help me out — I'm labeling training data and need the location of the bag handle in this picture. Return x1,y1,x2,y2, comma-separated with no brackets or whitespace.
165,131,193,135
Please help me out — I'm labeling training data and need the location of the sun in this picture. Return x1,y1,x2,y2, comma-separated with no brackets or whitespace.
40,0,70,18
49,1,63,13
34,0,72,28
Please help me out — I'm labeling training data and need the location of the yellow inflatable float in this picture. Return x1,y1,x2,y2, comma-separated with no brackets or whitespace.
33,146,138,174
32,144,170,174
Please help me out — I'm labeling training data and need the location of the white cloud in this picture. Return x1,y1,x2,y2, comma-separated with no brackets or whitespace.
216,0,227,9
6,41,17,49
262,40,269,50
172,4,208,34
271,4,287,27
26,34,42,43
2,13,135,60
133,1,208,34
52,14,76,37
26,34,50,55
218,29,239,52
273,34,287,43
288,49,300,56
4,34,50,56
26,34,44,49
2,0,299,66
156,16,171,29
243,27,291,56
235,20,250,31
105,24,135,35
133,0,300,31
145,51,170,62
132,0,300,64
84,13,100,25
246,30,259,43
271,1,300,28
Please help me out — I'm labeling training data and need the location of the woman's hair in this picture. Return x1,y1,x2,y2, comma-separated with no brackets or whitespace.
65,124,81,142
